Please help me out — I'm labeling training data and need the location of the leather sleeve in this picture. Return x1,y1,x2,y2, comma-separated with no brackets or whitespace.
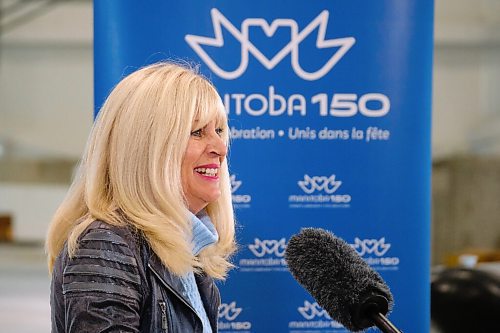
62,225,143,333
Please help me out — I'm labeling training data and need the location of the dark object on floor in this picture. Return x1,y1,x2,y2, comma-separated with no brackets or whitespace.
431,267,500,333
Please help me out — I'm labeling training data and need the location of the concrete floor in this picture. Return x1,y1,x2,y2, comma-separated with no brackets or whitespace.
0,244,51,333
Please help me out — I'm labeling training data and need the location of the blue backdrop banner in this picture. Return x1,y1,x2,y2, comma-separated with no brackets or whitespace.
95,1,434,332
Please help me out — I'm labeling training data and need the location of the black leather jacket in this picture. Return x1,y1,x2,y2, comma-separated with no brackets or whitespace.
50,221,220,333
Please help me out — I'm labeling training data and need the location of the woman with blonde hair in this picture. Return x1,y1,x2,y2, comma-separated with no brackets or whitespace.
46,62,236,333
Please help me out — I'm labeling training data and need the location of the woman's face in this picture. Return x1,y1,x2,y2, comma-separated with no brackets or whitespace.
181,119,227,213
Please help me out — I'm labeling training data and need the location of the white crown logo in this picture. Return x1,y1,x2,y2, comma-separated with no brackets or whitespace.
352,237,391,257
248,238,287,258
298,174,342,194
218,302,242,321
185,9,355,80
298,301,332,320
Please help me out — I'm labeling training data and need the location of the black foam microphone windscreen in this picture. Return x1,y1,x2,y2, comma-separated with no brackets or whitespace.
285,228,394,332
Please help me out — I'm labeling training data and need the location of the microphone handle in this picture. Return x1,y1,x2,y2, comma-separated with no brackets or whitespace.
369,312,403,333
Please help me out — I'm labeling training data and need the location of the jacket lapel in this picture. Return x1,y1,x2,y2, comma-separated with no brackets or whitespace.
147,253,196,313
147,249,219,332
195,272,220,332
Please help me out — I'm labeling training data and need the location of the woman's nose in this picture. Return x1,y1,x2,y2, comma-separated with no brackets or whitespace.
208,132,227,158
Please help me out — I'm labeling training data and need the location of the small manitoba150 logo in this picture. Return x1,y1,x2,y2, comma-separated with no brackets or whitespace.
288,301,345,332
289,174,351,208
239,238,288,272
350,237,400,271
218,301,252,332
231,174,252,208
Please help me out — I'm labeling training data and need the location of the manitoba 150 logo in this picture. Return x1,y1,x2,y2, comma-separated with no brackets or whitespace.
239,237,288,272
185,9,391,119
351,237,400,271
289,174,351,208
218,301,252,332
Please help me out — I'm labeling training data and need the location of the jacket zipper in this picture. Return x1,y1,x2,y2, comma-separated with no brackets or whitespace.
159,301,168,332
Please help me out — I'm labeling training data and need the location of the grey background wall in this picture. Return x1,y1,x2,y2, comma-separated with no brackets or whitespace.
1,0,500,265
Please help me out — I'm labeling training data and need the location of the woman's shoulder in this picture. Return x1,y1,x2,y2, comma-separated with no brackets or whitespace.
82,220,142,248
51,219,148,312
73,219,148,269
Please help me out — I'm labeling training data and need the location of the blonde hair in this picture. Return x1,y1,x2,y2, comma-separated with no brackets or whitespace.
46,62,236,279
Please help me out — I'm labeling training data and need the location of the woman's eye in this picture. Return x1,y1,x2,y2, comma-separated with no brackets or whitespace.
215,127,224,136
191,129,203,137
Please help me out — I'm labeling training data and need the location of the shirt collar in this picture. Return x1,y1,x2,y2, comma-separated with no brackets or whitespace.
189,210,219,255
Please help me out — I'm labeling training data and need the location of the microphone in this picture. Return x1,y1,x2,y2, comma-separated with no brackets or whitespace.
285,228,403,333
